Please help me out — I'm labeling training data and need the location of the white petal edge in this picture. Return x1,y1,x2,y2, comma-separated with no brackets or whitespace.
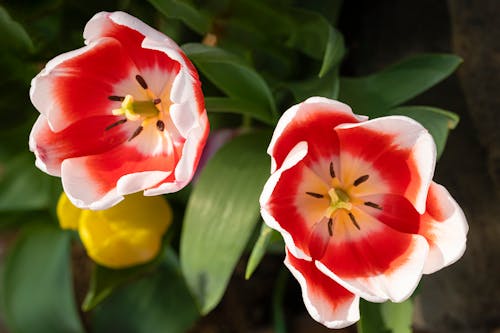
335,115,436,214
259,141,311,261
422,183,469,274
284,250,360,329
315,234,429,303
267,97,363,173
144,112,209,196
29,115,59,176
29,39,113,132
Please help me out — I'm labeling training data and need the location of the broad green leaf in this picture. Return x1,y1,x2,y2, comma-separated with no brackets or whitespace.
245,223,273,279
2,224,84,333
205,97,275,125
180,131,271,314
287,68,340,102
339,54,462,117
182,43,277,121
147,0,211,35
82,256,162,311
0,153,60,211
388,106,459,158
92,249,199,333
381,299,414,333
0,6,34,53
357,300,391,333
287,9,345,77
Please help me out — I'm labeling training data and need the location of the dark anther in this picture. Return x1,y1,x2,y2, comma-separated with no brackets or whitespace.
135,75,148,89
156,120,165,131
306,192,324,199
364,201,382,210
327,218,334,236
348,212,361,230
108,95,125,102
128,126,143,141
105,118,127,131
329,162,335,178
353,174,369,187
153,98,161,105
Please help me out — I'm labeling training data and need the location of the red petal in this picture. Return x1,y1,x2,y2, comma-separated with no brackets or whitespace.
317,208,428,302
31,37,138,131
357,193,420,234
84,12,181,90
335,116,435,213
61,142,175,209
285,249,359,329
30,114,131,176
264,157,330,259
269,97,362,173
419,182,468,274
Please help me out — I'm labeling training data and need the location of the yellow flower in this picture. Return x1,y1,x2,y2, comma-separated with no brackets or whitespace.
57,192,172,269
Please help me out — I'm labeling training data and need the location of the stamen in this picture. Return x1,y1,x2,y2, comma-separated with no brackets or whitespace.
306,192,324,199
128,126,143,141
105,118,127,131
327,218,334,236
153,98,161,105
364,201,382,210
329,162,335,178
348,212,360,230
156,120,165,131
353,174,369,187
108,95,125,102
135,75,148,89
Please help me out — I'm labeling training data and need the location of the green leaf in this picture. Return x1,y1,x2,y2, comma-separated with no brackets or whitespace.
0,153,60,211
381,299,414,333
287,9,345,77
180,131,271,314
82,256,162,311
287,68,340,102
2,224,84,333
388,106,459,158
0,6,34,53
147,0,211,35
339,54,462,117
182,43,277,121
245,223,273,279
358,299,415,333
205,97,275,125
357,300,391,333
92,249,199,333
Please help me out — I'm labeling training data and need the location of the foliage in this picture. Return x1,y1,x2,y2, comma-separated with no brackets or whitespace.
0,0,461,332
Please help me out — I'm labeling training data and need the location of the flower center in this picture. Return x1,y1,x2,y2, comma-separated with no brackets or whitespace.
306,162,380,235
112,94,159,121
106,75,167,141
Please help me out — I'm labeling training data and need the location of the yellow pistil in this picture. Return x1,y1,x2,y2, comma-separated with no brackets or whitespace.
112,94,159,121
325,188,352,217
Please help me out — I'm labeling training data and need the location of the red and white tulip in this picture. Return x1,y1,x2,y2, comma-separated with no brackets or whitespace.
30,11,209,209
260,97,468,327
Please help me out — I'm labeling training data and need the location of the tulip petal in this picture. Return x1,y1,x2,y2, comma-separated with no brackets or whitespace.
84,11,182,98
260,141,311,260
357,193,421,234
419,182,468,274
335,116,436,213
78,192,172,268
29,114,133,176
61,143,175,210
30,37,139,132
285,249,360,329
317,208,429,302
268,97,364,173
